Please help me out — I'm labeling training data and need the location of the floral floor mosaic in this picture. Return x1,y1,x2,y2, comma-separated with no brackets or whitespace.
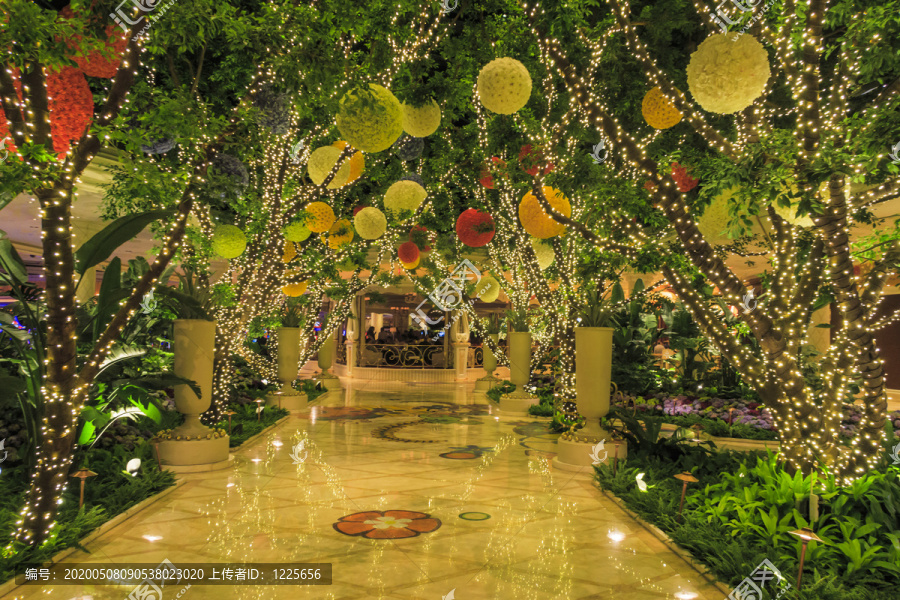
4,379,724,600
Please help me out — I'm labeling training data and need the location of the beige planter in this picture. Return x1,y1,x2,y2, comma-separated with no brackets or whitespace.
575,327,614,440
474,333,500,391
316,333,339,389
158,319,229,468
500,331,536,413
276,327,301,394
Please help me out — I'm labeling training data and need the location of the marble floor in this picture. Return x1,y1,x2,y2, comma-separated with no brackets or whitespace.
4,380,723,600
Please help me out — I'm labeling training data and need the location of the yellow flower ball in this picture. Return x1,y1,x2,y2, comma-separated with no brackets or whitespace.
476,275,501,303
400,256,420,270
519,187,571,239
477,57,532,115
336,84,404,153
695,187,738,244
401,100,441,137
327,218,354,249
211,224,247,259
284,221,311,242
282,241,297,263
307,146,352,189
687,33,770,114
282,281,308,297
304,202,336,233
384,180,427,220
354,207,387,239
641,86,683,129
531,237,554,269
331,140,365,183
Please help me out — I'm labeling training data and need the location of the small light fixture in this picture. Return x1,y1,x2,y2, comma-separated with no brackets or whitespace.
225,410,237,433
674,472,699,521
255,399,265,421
789,527,823,590
71,468,98,508
151,437,162,470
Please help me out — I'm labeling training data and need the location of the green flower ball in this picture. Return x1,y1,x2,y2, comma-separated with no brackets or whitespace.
354,207,387,240
383,180,427,220
336,84,404,153
284,221,311,242
476,275,501,303
531,238,554,270
477,57,532,115
212,225,247,259
401,100,441,137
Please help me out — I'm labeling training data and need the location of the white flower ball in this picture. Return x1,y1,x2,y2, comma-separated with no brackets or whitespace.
476,276,501,303
477,57,532,115
336,84,404,152
383,180,427,220
531,238,554,270
307,146,351,188
354,207,387,239
401,100,441,137
686,34,770,114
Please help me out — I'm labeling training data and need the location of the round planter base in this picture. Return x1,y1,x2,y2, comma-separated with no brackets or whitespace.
474,375,499,391
554,434,628,469
268,392,309,411
498,392,537,415
158,436,230,467
315,373,340,390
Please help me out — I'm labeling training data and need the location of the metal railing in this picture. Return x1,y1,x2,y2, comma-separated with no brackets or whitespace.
359,343,449,368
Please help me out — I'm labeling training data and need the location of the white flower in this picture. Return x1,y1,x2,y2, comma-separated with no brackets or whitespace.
636,472,648,492
687,34,770,114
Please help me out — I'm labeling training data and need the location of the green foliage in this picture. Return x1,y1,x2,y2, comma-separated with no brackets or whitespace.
577,280,624,328
486,380,516,403
213,403,289,448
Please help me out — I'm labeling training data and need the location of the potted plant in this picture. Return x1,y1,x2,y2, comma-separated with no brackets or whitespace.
475,313,503,391
274,298,304,401
499,305,537,412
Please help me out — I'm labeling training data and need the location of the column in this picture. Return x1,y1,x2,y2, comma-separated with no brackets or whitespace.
451,310,469,381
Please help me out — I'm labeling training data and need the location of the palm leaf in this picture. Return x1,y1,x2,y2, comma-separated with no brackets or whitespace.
97,346,147,378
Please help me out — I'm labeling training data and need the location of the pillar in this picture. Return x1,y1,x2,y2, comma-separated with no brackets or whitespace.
451,310,469,381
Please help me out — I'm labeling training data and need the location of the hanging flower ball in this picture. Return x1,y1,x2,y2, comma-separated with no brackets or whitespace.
212,225,247,259
282,241,297,263
456,208,495,248
400,256,421,270
283,281,308,297
384,180,427,219
774,203,815,228
671,162,699,192
331,141,365,184
479,157,507,189
531,237,554,269
695,188,738,244
399,173,424,187
641,87,683,129
307,146,352,188
409,225,433,252
59,6,128,79
210,153,249,198
519,187,571,239
140,139,177,155
327,219,354,249
518,144,554,176
477,57,532,115
253,84,291,134
686,34,771,114
398,241,420,265
353,204,369,216
284,221,311,242
303,202,336,233
401,99,441,137
336,84,404,152
393,134,424,161
354,207,387,239
476,275,501,303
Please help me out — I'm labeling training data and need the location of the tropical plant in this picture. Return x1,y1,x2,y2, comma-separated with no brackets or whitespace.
505,305,529,332
577,281,624,328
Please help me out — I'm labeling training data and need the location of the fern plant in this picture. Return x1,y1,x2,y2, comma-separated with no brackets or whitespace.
577,280,624,327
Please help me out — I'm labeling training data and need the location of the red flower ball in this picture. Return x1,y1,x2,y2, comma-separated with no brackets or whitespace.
409,225,432,252
671,162,699,192
398,241,420,264
59,6,129,79
456,208,495,248
479,157,507,189
353,204,368,216
518,144,554,177
0,66,93,159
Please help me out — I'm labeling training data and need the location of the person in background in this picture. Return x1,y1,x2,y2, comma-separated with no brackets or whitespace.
365,326,376,343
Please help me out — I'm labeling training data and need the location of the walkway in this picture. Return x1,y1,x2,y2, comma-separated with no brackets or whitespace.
5,381,722,600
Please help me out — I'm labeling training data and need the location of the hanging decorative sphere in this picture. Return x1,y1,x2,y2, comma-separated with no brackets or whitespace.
695,188,738,244
409,225,433,252
686,34,771,114
282,241,297,263
284,221,311,242
336,84,404,152
327,219,354,249
307,146,352,188
518,144,554,176
641,86,683,129
399,173,424,187
354,207,387,239
393,134,424,161
384,180,427,219
531,238,554,269
303,202,336,233
476,275,501,302
212,225,247,259
59,6,128,78
140,139,177,155
398,241,420,264
282,281,308,297
456,208,496,247
400,256,421,270
479,157,507,189
477,57,532,115
331,141,365,183
401,99,441,137
253,84,291,134
671,162,699,192
519,187,571,239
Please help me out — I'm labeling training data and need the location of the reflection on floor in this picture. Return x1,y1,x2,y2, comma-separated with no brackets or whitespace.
4,380,724,600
